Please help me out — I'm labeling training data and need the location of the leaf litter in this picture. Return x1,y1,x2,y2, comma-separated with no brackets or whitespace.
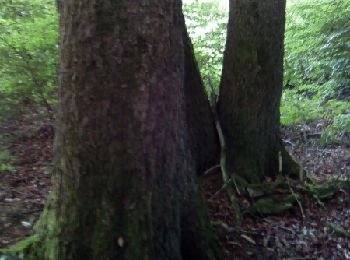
0,115,349,259
202,119,349,259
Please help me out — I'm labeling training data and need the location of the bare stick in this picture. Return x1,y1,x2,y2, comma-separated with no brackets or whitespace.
208,73,241,223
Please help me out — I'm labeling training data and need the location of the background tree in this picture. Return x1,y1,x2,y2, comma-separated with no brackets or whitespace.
28,0,221,259
218,0,299,183
182,0,349,147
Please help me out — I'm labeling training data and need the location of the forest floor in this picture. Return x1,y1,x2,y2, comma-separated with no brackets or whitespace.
0,115,349,259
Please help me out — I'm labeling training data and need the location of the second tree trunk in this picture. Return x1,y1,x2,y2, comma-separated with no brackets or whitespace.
219,0,299,183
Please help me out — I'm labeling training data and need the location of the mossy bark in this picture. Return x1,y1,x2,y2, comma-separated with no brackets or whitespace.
218,0,300,183
28,1,221,259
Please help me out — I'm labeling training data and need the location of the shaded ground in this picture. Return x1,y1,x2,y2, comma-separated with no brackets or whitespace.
0,116,53,247
203,120,350,259
203,171,350,259
0,116,349,258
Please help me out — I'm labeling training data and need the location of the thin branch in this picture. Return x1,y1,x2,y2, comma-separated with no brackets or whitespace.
207,73,241,223
203,164,220,176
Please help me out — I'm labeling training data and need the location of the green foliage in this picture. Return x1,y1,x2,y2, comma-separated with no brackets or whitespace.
282,0,350,143
183,0,228,91
0,149,16,173
251,194,300,215
0,235,39,259
280,88,321,125
284,0,350,100
321,112,350,145
281,87,349,145
0,0,58,121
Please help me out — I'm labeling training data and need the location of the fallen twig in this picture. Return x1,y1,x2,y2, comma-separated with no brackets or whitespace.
203,164,220,176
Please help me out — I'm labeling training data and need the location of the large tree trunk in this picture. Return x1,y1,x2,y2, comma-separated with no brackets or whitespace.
183,25,220,175
180,18,221,259
218,0,299,183
28,1,221,259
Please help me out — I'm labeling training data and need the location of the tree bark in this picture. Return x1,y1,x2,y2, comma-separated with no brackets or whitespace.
218,0,300,183
28,1,221,259
180,14,222,259
183,24,220,175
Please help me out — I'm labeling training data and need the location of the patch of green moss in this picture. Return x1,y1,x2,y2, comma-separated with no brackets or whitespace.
249,193,301,215
304,182,336,201
327,223,350,238
0,235,39,258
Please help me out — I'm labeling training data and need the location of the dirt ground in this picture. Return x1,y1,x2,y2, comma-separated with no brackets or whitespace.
0,117,349,259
